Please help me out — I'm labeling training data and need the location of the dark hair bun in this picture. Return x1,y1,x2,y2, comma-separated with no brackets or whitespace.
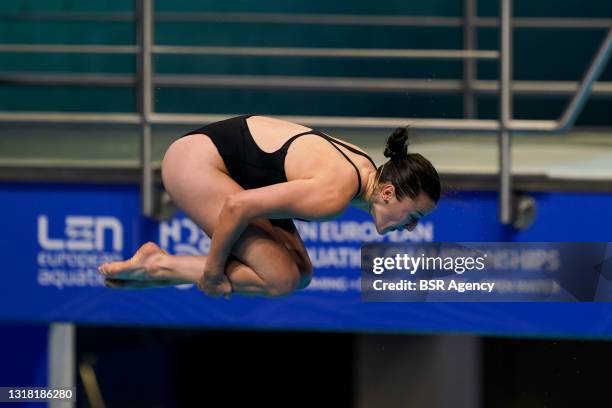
383,127,409,159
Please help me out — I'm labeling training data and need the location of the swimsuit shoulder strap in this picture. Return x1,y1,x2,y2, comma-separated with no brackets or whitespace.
316,130,378,169
285,130,375,200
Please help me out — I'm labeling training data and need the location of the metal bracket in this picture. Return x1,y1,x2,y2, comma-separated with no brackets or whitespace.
512,194,537,230
152,189,177,222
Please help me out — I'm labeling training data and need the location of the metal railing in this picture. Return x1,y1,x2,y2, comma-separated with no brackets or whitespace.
0,0,610,225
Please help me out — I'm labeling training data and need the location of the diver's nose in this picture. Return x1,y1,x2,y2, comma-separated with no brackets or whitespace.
406,221,418,231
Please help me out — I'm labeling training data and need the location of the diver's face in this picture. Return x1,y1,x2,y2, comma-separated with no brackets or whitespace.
371,185,436,234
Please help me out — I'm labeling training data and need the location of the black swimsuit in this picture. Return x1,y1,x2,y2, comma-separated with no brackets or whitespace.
183,115,377,227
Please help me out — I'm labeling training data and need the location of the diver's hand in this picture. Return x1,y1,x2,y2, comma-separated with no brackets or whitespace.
197,265,232,300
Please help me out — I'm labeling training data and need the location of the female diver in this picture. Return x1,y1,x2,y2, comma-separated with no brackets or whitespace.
98,115,440,299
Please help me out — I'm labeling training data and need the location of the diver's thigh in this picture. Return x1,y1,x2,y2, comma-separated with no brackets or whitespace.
268,219,313,275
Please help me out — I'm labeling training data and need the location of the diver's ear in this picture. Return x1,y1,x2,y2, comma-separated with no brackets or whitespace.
380,183,395,202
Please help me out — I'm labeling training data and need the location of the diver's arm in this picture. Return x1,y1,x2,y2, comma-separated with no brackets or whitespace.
205,177,350,274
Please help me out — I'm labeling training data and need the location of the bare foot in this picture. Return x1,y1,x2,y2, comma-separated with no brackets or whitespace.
98,241,169,281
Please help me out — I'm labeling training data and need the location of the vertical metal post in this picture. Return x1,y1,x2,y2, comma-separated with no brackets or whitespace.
48,323,76,408
356,334,481,408
138,0,154,217
499,0,513,224
463,0,477,118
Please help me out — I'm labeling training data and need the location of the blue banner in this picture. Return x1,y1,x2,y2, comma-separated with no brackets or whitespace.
2,181,612,338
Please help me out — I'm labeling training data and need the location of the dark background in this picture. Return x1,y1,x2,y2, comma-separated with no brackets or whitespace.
77,326,612,407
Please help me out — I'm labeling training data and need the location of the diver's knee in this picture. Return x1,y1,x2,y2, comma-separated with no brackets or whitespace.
265,263,300,297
